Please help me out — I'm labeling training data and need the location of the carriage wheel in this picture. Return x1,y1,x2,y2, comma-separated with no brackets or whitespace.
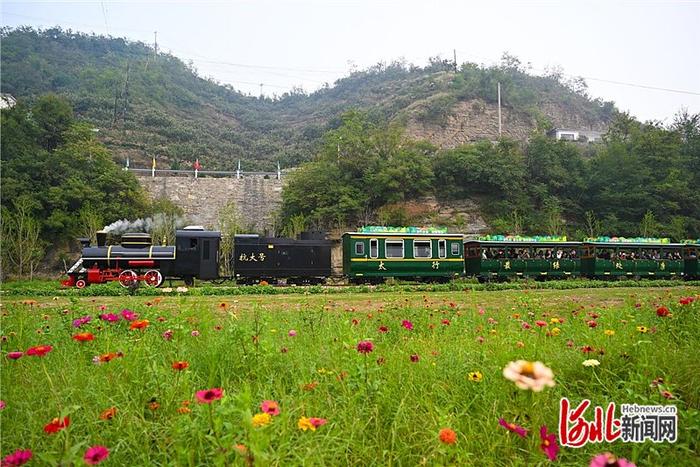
144,269,164,287
75,279,87,289
119,270,139,288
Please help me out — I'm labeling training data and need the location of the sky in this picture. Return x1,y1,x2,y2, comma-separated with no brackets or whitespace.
2,0,699,123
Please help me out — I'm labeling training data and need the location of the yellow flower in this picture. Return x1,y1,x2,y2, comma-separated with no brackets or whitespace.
503,360,555,392
550,317,561,324
298,416,316,431
637,326,649,334
468,371,483,382
489,329,497,335
550,327,561,336
604,329,615,336
252,412,272,427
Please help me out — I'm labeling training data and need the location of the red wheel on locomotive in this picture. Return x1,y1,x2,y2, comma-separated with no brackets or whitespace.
75,278,87,289
118,269,138,288
144,269,164,287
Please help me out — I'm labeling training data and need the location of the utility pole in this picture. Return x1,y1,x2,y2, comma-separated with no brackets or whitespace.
497,82,502,137
259,83,264,98
453,49,457,73
154,31,158,59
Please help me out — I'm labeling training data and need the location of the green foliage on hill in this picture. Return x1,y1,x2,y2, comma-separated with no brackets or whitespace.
282,111,700,239
1,28,614,172
0,94,149,276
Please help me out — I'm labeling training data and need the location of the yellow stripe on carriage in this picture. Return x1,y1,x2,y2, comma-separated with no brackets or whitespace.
107,246,112,266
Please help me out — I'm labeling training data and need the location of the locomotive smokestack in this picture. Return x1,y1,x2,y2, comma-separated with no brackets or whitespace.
96,231,107,247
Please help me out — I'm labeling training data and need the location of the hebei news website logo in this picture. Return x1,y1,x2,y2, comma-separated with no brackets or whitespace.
558,398,677,447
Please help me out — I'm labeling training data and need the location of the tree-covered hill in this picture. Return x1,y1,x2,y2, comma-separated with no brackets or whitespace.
1,27,615,171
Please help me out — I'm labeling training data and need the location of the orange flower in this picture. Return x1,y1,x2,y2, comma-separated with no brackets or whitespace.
302,381,319,391
99,407,117,420
73,332,95,342
148,401,160,411
172,361,189,371
439,428,457,445
130,319,150,330
218,302,228,309
177,406,192,414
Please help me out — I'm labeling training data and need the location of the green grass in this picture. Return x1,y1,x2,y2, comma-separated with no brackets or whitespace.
1,287,699,465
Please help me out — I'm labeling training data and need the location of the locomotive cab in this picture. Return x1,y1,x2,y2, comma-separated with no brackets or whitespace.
174,227,221,284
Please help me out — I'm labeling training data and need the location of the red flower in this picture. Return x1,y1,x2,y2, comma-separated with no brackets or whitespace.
401,320,414,330
539,426,559,461
84,445,109,465
410,354,420,363
679,297,695,305
1,449,32,466
356,340,374,354
26,345,52,357
172,361,189,371
378,325,389,333
6,351,23,360
656,306,670,317
499,418,528,438
587,320,598,328
439,428,457,444
44,416,70,434
195,388,223,404
261,400,280,416
581,345,594,353
72,332,95,342
535,320,547,327
441,319,450,326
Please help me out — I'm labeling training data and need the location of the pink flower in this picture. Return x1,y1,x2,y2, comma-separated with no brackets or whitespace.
100,313,120,322
162,329,174,341
590,453,636,467
288,329,297,337
309,417,327,428
84,445,109,465
260,400,280,416
357,340,374,353
7,351,23,360
587,320,598,328
410,354,420,363
378,325,389,333
498,418,528,438
120,309,137,321
72,316,92,327
0,400,5,410
191,330,200,337
521,321,531,330
539,426,559,461
195,388,223,404
401,320,414,330
476,336,485,344
478,308,485,315
487,317,498,325
1,449,32,466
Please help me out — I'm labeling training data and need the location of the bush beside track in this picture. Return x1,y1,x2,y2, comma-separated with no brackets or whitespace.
2,278,699,297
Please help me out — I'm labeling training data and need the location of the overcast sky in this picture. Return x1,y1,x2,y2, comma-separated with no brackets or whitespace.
2,0,699,122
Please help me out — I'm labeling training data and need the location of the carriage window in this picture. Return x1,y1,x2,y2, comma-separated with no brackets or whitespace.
355,242,365,256
438,240,447,258
189,238,198,249
451,242,460,256
414,240,431,258
370,239,378,258
386,240,404,258
202,240,210,260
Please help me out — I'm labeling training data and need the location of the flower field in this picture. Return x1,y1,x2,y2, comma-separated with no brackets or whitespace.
1,287,699,466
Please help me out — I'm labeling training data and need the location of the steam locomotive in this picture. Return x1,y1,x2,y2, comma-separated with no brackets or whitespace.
61,227,332,288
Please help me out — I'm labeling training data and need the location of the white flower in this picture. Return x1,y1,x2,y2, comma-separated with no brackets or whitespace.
582,359,600,367
176,286,189,293
503,360,555,392
161,287,173,293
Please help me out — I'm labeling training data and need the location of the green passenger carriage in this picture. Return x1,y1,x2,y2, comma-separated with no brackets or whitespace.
342,227,464,283
682,240,699,280
464,236,581,281
580,238,685,279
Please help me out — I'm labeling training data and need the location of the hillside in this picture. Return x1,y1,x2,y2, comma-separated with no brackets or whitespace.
1,28,615,171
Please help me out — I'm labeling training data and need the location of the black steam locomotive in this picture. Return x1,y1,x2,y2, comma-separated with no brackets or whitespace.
61,227,332,288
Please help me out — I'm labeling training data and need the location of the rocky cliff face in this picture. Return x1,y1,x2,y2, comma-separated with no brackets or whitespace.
406,98,607,148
